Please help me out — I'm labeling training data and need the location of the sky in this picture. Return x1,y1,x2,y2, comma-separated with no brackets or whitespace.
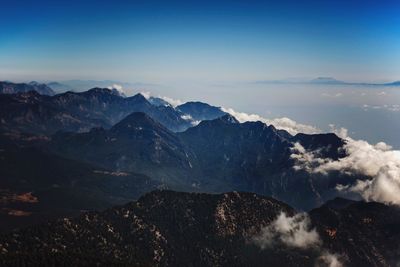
1,0,400,83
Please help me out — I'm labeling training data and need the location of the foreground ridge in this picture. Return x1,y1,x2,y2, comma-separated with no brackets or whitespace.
1,190,399,267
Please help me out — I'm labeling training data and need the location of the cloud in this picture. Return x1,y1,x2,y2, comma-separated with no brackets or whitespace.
253,212,321,249
253,212,343,266
315,251,343,267
321,92,343,98
108,84,125,94
291,133,400,205
140,91,183,107
140,91,151,99
221,107,320,135
159,96,183,107
362,104,400,112
181,114,200,126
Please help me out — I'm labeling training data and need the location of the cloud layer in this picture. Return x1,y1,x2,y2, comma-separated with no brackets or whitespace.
221,107,320,135
291,134,400,205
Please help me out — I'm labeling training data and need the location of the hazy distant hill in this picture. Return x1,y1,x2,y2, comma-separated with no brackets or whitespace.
0,81,55,95
0,88,196,134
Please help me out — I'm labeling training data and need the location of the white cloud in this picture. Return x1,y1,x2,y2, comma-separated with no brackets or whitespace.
328,124,348,139
140,91,151,99
253,212,343,266
315,251,343,267
321,92,343,98
108,84,125,94
253,212,321,249
159,96,183,107
362,104,400,112
181,114,200,126
291,133,400,205
139,91,183,107
221,107,320,135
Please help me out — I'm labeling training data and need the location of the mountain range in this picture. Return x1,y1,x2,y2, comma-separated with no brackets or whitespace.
0,87,207,134
255,77,400,86
0,81,397,266
0,83,368,230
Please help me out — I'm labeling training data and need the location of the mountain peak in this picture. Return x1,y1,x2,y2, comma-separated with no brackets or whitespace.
84,87,121,96
177,101,226,121
110,112,165,134
218,114,239,124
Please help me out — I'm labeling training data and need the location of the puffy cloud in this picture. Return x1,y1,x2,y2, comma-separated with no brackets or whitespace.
159,96,183,107
221,107,320,135
253,212,343,266
291,133,400,205
315,252,343,267
108,84,125,94
140,91,183,107
253,212,321,249
181,114,200,126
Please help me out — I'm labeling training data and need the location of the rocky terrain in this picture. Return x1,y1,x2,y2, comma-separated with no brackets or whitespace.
0,190,399,266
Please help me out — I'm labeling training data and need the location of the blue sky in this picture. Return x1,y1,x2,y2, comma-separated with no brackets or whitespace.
0,0,399,83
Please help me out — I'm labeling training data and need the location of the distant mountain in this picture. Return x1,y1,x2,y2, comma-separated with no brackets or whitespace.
255,77,400,86
0,81,55,95
176,101,226,121
309,77,346,84
0,88,193,135
148,96,172,107
384,80,400,86
46,81,73,93
0,190,398,267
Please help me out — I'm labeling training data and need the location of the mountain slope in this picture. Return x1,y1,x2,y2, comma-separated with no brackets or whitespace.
178,115,348,209
0,134,160,232
0,89,192,135
310,198,400,267
0,190,296,266
48,112,194,188
48,112,350,210
176,101,226,121
0,191,398,267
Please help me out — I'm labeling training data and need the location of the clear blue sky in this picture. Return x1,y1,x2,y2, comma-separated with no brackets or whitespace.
1,0,399,83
